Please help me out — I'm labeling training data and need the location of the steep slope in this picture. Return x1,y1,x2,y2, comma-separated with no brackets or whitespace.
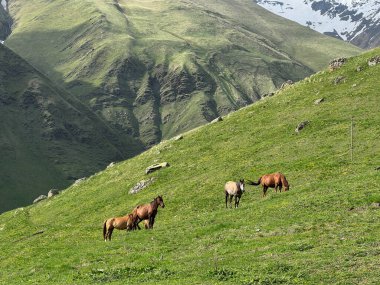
256,0,380,49
0,44,143,212
0,48,378,284
4,0,360,146
0,0,11,42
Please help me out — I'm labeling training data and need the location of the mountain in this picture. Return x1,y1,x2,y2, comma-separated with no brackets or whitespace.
0,0,11,43
255,0,380,49
4,0,360,146
0,44,143,212
0,48,379,284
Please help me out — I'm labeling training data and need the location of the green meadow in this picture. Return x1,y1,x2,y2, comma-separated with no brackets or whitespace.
0,48,379,284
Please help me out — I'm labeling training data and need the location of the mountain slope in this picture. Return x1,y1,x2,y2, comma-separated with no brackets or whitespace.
4,0,361,145
0,48,378,284
256,0,380,49
0,44,143,212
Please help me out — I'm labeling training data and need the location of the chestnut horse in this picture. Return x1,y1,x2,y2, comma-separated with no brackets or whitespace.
103,213,134,241
248,172,289,197
224,180,245,208
132,196,165,229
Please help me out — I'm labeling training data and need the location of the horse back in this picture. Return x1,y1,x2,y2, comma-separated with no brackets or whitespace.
224,181,240,195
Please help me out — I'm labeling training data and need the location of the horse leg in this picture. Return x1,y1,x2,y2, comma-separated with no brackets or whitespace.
229,195,233,208
235,196,240,208
150,216,156,229
108,228,114,241
263,186,268,197
225,193,229,208
279,185,283,193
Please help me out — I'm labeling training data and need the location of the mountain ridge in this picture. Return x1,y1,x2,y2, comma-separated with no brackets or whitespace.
0,43,143,212
4,0,361,145
255,0,380,48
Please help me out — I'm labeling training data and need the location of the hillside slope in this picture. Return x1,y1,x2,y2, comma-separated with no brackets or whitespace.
0,44,143,212
0,48,379,284
4,0,361,146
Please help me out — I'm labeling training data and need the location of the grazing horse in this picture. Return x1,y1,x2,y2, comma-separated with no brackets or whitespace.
248,172,289,197
224,180,245,208
103,213,134,241
132,196,165,229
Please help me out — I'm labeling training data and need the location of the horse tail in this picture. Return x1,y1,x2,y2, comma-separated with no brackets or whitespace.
103,220,107,240
246,177,261,186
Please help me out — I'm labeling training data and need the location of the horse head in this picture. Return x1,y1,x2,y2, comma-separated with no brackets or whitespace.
239,179,245,192
156,195,165,208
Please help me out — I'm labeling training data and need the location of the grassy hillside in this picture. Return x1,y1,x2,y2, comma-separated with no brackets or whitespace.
5,0,361,147
0,48,379,284
0,44,143,212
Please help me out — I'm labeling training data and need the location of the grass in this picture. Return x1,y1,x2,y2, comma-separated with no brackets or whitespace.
0,48,379,284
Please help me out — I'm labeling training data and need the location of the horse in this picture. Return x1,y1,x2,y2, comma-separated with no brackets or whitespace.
132,196,165,229
224,180,245,208
103,213,134,241
247,172,289,197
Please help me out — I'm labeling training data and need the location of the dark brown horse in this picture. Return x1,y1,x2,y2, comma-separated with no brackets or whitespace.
132,196,165,229
103,213,134,241
248,172,289,197
224,180,245,208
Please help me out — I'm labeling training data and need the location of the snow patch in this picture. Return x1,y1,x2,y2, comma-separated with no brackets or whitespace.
1,0,7,11
256,0,380,41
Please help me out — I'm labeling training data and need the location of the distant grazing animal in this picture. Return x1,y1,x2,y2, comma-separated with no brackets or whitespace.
103,213,134,241
224,180,245,208
132,196,165,229
248,172,289,197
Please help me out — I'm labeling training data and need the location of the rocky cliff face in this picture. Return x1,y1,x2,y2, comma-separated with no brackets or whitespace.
0,0,11,43
255,0,380,48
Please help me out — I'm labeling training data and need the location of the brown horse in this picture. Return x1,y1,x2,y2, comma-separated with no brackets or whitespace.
103,213,134,241
224,180,245,208
132,196,165,229
248,172,289,197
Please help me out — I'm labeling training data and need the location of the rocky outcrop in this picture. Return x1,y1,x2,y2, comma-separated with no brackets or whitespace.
145,162,170,174
368,55,380,66
295,121,309,133
329,58,347,71
33,195,47,204
129,178,155,194
48,189,59,198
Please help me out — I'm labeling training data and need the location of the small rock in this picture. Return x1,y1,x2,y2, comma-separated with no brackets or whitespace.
352,84,357,88
356,66,362,72
173,135,183,141
295,121,309,133
33,195,47,204
107,162,115,169
74,177,86,186
333,76,346,85
211,116,223,123
262,92,275,98
368,55,380,66
48,189,59,198
314,98,325,105
370,202,380,208
129,178,155,194
328,57,347,71
145,162,170,174
280,80,293,89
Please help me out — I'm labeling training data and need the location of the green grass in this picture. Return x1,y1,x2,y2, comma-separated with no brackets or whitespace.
0,48,379,284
